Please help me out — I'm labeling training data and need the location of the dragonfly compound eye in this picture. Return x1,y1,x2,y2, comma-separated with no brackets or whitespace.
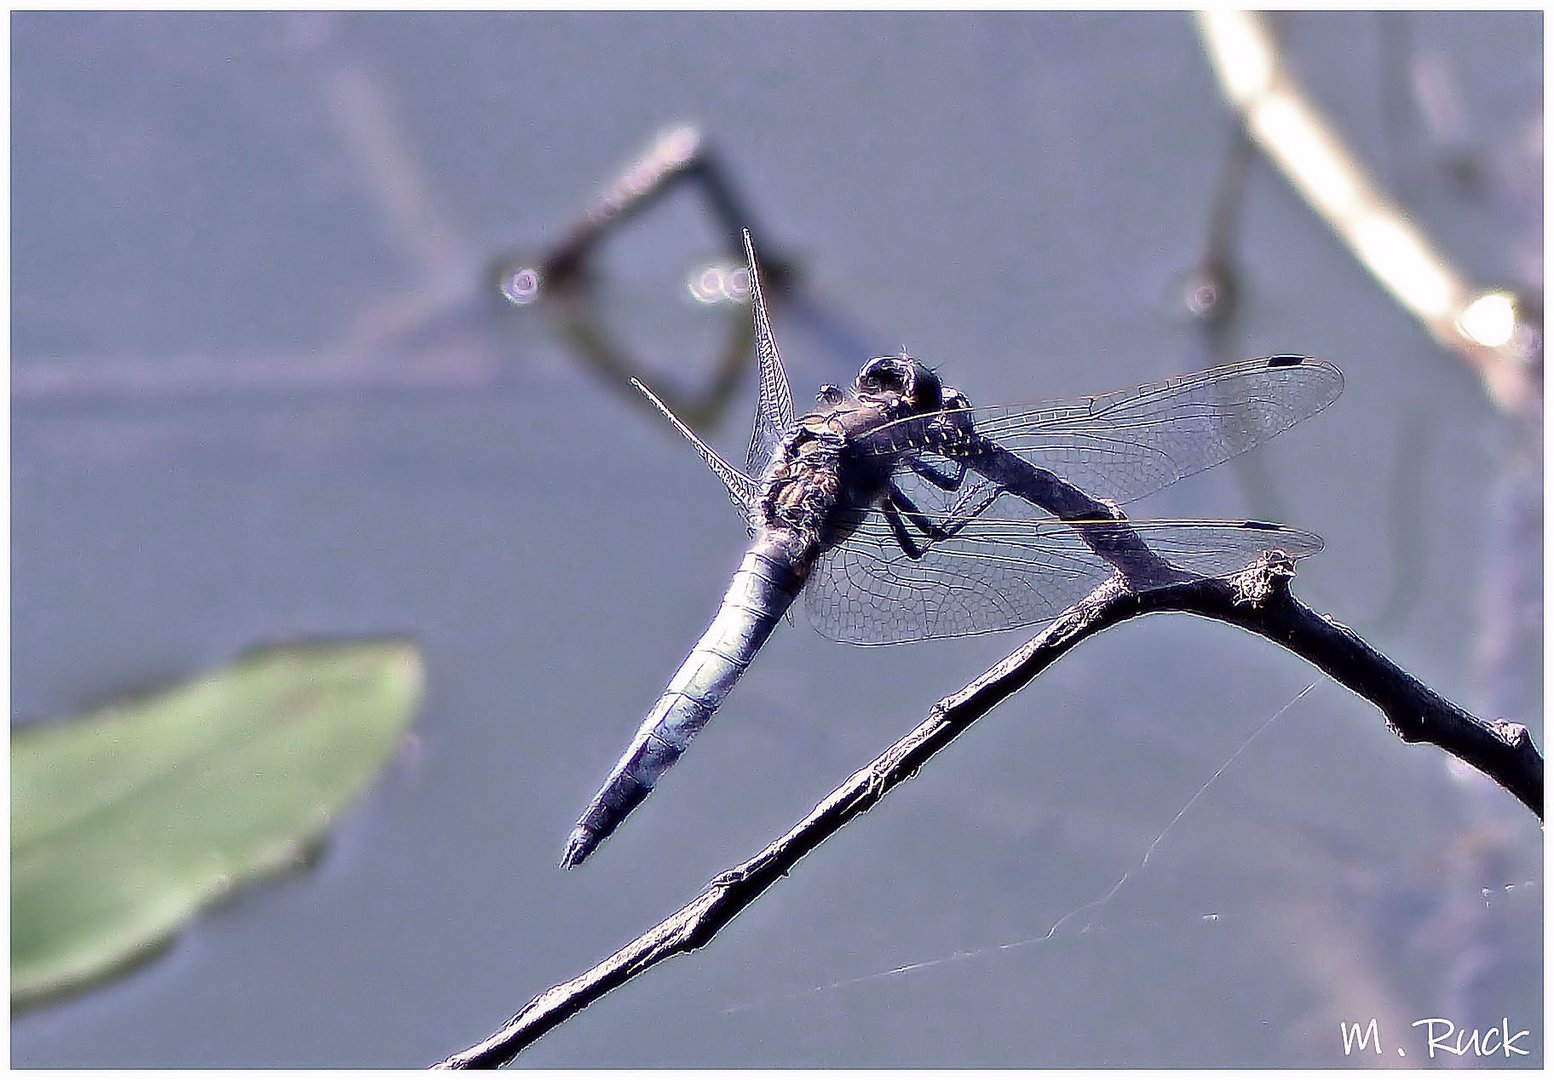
856,357,906,394
858,355,941,406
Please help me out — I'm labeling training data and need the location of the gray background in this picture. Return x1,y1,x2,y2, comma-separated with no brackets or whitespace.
12,10,1542,1068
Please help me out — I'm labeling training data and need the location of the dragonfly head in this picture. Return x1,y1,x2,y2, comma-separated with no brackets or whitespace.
855,354,945,417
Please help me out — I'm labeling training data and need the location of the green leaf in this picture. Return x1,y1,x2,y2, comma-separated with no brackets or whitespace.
11,639,423,1007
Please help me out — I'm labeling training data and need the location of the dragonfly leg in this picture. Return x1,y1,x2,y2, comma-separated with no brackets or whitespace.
905,456,968,492
880,481,1004,559
880,496,929,559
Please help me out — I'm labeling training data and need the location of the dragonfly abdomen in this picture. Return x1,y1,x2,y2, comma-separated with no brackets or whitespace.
561,538,806,868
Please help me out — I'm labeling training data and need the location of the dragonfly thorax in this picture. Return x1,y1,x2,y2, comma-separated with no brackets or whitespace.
753,355,948,569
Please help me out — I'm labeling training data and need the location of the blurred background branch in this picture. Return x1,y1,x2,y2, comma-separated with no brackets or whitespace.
1195,9,1541,415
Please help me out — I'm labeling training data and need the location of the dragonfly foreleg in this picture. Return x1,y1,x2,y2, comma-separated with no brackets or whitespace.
882,481,1002,559
905,456,968,492
880,497,928,559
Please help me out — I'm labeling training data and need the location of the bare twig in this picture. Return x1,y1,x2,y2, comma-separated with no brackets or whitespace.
435,553,1540,1068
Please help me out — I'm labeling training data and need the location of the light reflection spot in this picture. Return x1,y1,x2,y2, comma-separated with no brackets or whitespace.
501,266,542,306
1458,290,1518,349
686,262,751,305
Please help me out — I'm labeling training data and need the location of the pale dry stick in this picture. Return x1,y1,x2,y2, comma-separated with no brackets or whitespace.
435,554,1541,1068
1195,10,1540,414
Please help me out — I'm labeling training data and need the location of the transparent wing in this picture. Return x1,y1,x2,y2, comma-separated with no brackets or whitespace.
858,355,1343,508
741,230,795,480
632,377,760,512
804,507,1322,645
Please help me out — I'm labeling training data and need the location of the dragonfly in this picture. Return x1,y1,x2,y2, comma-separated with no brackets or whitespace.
561,231,1343,868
